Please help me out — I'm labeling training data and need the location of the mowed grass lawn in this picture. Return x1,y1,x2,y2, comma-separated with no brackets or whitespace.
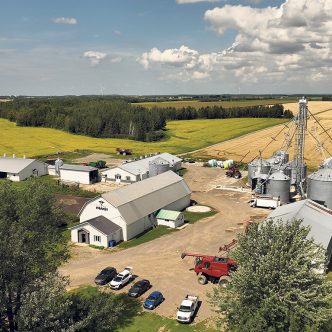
0,118,286,157
133,99,296,109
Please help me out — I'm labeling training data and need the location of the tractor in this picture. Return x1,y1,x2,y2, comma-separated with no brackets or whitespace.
181,240,238,286
225,166,242,179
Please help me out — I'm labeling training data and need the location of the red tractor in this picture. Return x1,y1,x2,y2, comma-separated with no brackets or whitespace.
225,166,242,179
181,240,238,286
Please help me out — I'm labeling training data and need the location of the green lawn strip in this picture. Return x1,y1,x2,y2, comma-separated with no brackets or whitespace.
117,226,178,250
119,312,217,332
184,209,218,224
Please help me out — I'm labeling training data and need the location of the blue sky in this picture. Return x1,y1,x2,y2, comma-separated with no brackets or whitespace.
0,0,331,95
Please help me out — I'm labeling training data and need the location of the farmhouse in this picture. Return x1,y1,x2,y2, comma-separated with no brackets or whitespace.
101,152,182,183
48,164,99,185
0,156,48,181
71,171,191,247
268,199,332,262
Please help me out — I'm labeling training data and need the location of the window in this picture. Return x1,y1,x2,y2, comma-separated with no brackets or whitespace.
94,235,101,242
126,176,131,181
115,174,121,180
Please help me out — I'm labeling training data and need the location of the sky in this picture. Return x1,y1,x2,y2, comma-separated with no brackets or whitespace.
1,0,331,95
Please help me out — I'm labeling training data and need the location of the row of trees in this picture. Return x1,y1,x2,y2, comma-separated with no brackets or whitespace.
0,97,293,141
0,181,140,331
152,104,293,121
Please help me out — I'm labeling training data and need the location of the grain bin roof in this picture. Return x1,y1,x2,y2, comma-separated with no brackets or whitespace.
72,215,121,235
118,153,181,176
101,171,191,225
267,199,332,260
0,157,37,173
308,168,332,182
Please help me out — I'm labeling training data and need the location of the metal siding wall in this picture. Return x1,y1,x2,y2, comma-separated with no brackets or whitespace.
102,167,137,183
60,170,90,184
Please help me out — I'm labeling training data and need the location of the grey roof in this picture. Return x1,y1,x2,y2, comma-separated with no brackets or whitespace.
269,171,290,181
49,164,98,172
98,171,191,224
72,215,121,235
118,153,181,176
0,157,37,173
308,168,332,182
268,199,332,259
149,157,170,165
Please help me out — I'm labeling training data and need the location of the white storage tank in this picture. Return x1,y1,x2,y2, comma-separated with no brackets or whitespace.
266,171,291,204
307,167,332,209
149,158,170,177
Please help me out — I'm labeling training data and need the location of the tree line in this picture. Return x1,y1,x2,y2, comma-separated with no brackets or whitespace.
0,97,166,142
151,103,293,121
0,97,293,141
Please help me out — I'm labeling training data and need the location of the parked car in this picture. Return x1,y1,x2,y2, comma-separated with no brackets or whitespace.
109,267,132,290
128,279,150,297
94,267,117,286
176,295,199,324
143,291,164,310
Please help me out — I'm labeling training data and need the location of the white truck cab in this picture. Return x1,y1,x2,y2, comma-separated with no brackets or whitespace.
176,295,199,323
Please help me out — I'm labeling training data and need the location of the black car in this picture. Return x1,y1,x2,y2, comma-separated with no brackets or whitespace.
95,267,117,285
128,279,151,297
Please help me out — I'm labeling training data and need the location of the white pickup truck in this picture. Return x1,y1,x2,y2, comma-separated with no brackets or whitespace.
176,295,199,324
109,267,132,290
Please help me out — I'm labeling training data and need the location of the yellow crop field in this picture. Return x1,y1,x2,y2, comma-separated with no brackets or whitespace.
0,118,286,158
194,101,332,169
133,99,296,109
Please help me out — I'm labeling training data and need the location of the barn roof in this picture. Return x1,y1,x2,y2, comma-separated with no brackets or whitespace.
0,157,38,173
49,164,98,172
93,171,191,225
268,199,332,260
72,215,121,235
117,153,181,176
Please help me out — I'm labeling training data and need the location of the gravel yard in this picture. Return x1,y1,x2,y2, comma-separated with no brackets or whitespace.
59,164,268,321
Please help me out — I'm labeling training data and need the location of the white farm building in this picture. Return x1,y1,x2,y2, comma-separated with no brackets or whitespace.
0,156,48,181
48,164,99,185
71,171,191,247
101,153,182,184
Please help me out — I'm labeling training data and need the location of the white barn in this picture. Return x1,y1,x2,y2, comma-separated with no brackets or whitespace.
101,153,182,184
71,171,191,247
0,157,48,181
48,164,99,185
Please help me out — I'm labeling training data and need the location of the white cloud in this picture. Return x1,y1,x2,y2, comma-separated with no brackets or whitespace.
113,30,122,36
82,51,107,65
52,17,78,25
139,0,332,87
176,0,221,3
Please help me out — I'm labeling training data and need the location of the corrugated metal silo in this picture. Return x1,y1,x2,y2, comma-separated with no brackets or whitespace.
149,158,170,177
248,159,271,187
289,160,307,185
266,171,291,204
307,168,332,209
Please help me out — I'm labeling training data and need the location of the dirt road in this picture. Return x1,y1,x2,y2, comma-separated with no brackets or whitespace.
59,165,268,321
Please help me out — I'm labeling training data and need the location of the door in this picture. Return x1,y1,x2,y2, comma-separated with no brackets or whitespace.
78,229,90,244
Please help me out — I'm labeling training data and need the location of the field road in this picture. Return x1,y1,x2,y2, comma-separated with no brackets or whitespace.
59,165,268,322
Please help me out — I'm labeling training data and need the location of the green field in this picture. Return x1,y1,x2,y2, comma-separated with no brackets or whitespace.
0,118,286,157
133,99,296,109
